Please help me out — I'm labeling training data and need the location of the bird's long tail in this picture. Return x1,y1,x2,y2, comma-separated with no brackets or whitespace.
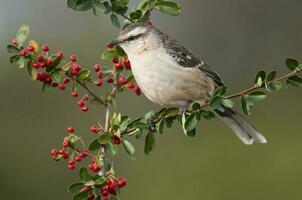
215,107,267,145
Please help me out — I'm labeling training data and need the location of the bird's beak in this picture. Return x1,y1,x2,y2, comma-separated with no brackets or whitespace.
108,39,123,46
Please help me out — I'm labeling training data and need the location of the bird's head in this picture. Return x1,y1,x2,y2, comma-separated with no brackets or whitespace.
108,22,159,55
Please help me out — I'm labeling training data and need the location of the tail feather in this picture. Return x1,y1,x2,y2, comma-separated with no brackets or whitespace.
215,107,267,145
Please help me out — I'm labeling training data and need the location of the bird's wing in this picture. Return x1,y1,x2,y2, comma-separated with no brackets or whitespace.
163,37,224,86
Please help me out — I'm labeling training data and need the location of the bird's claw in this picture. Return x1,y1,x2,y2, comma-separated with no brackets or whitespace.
147,118,157,132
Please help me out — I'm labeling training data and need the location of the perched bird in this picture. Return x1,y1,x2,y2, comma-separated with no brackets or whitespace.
109,22,267,145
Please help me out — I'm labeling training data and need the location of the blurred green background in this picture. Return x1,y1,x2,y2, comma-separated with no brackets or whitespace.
1,0,302,199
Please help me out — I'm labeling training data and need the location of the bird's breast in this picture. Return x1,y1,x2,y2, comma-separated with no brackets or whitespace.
127,49,215,107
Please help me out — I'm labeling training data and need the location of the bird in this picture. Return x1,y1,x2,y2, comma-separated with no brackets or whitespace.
109,22,267,145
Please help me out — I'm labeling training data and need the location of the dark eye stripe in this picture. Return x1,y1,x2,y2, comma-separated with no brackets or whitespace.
125,34,143,42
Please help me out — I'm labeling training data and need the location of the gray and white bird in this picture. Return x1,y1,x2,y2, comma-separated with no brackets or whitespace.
109,22,267,145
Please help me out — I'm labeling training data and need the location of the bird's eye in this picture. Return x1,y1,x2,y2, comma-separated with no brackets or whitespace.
128,36,136,41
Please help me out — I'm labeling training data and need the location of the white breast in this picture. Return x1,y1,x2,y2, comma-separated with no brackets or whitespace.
126,47,215,107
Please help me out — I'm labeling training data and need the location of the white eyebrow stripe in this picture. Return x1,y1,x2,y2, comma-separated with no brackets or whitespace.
126,27,147,37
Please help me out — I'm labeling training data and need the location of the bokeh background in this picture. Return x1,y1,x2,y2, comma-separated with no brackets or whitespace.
1,0,302,199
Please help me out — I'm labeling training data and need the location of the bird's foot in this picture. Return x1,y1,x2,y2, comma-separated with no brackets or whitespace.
180,100,193,115
147,118,157,132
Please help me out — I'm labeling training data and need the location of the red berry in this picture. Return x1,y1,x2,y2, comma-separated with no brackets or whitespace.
81,106,89,112
68,164,75,170
63,141,69,147
112,135,121,145
45,76,52,83
107,44,114,49
46,59,53,66
71,92,79,97
92,165,100,172
67,127,75,133
117,178,127,188
124,59,131,70
101,189,109,197
26,45,35,52
96,80,103,87
87,195,95,200
37,54,44,62
98,72,104,79
40,61,47,68
134,86,141,96
108,182,117,195
77,101,85,107
58,83,66,90
69,55,77,62
51,149,57,156
71,69,78,76
112,58,119,64
115,62,123,70
106,78,114,83
62,153,69,159
118,76,127,85
68,160,75,165
11,39,18,45
94,64,101,72
75,156,82,162
52,82,59,87
33,62,40,69
19,49,27,56
59,149,65,155
88,164,94,171
63,78,70,84
42,44,50,52
79,152,88,158
90,125,99,133
57,51,63,58
127,83,135,89
91,157,97,163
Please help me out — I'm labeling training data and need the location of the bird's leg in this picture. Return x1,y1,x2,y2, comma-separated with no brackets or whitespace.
180,100,193,115
147,117,157,132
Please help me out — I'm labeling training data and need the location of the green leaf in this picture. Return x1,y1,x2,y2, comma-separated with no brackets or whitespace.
98,131,111,144
269,81,283,91
192,103,201,111
111,13,120,28
130,10,143,20
199,110,216,120
184,113,198,132
16,25,30,45
72,188,92,200
222,99,234,108
122,140,135,157
138,10,151,22
209,96,224,112
267,71,277,81
248,91,267,102
77,69,91,80
155,1,181,16
101,48,119,60
255,70,266,86
106,142,118,156
68,182,84,195
27,61,37,80
41,82,51,92
89,138,101,151
46,55,62,72
79,167,91,182
134,121,147,130
50,69,63,83
9,55,19,64
285,58,299,71
7,45,20,53
94,175,106,186
92,1,106,16
241,96,252,115
144,132,155,155
16,56,26,69
68,0,94,11
286,75,302,87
